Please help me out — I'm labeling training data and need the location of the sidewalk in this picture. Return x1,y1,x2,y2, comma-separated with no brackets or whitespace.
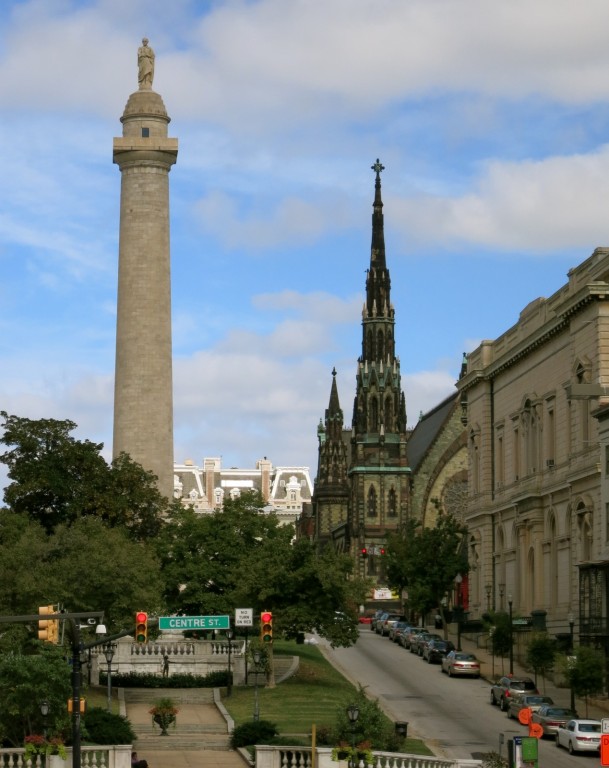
446,624,609,721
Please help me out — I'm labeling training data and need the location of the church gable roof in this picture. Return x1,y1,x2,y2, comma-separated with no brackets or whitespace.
407,392,459,471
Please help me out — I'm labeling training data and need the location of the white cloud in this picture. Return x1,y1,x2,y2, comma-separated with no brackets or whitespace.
391,145,609,254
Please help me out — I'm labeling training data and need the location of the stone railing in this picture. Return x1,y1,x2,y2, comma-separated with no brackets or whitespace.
255,746,483,768
0,745,132,768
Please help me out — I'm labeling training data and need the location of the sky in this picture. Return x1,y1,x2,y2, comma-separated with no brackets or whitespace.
3,0,609,494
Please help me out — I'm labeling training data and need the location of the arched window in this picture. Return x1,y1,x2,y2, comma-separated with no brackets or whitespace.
388,488,397,517
370,397,379,432
367,486,377,517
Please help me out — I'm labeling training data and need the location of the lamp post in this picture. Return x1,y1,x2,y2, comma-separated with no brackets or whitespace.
346,704,360,768
39,701,50,768
226,628,234,697
103,643,116,713
252,650,261,721
508,593,513,675
485,583,492,613
455,573,463,651
568,612,575,712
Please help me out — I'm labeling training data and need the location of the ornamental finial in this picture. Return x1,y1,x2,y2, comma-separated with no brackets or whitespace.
371,158,385,179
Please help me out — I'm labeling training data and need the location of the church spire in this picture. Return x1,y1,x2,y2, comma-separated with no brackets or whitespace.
370,158,386,270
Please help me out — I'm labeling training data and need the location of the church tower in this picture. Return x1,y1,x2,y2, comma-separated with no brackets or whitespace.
112,39,178,499
311,368,350,548
349,160,410,576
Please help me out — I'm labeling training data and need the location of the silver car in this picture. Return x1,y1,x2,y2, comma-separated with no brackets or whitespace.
506,693,553,720
531,705,578,737
441,650,481,677
555,719,601,754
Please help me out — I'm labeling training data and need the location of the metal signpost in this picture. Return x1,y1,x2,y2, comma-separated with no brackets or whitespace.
158,615,230,631
235,609,253,682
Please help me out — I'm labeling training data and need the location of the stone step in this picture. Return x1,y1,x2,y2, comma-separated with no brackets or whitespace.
139,724,227,734
134,739,231,751
124,689,215,704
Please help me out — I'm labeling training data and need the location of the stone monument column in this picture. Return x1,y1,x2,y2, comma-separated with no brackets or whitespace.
112,40,178,499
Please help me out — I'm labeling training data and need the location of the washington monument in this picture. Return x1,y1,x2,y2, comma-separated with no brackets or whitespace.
112,39,178,499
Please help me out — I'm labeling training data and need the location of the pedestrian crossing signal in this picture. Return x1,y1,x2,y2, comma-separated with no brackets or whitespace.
135,612,148,643
38,605,59,644
261,611,273,643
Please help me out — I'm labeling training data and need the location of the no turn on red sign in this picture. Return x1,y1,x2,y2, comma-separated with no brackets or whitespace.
235,608,253,627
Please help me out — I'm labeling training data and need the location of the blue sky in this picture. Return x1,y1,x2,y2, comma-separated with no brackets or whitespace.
2,0,609,492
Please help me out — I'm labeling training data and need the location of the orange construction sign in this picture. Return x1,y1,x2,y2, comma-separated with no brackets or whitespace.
528,722,543,739
518,707,532,725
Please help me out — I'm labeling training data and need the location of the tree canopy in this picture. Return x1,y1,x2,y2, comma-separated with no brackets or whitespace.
157,492,369,646
0,412,170,540
384,510,468,620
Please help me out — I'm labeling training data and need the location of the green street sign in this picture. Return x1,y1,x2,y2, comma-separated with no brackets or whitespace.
158,615,230,631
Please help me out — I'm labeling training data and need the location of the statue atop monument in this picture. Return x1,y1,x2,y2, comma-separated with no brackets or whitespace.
138,38,155,90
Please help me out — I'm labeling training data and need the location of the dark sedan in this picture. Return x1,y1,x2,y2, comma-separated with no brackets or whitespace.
422,638,452,663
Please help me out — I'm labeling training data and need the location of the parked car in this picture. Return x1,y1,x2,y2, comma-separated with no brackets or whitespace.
370,608,385,632
490,676,539,711
423,638,451,663
401,627,425,650
506,694,554,720
441,650,481,677
379,613,405,637
531,705,578,737
555,719,601,754
414,632,442,656
389,621,410,643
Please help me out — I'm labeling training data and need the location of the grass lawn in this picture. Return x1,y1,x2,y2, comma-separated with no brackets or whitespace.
221,640,432,756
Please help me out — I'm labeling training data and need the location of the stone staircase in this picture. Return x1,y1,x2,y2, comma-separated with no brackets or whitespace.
124,688,232,752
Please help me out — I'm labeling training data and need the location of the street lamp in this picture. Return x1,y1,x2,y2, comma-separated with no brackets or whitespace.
103,643,116,713
346,704,360,768
455,573,463,651
568,612,575,712
226,628,234,697
39,701,50,768
485,583,492,613
252,650,261,722
508,593,513,675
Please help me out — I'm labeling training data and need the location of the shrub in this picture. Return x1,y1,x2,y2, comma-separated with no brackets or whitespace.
230,720,278,748
83,707,135,745
100,671,228,688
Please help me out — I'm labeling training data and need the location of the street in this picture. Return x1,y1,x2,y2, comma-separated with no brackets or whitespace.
319,627,598,766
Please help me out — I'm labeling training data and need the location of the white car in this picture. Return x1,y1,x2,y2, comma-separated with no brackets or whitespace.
555,719,601,754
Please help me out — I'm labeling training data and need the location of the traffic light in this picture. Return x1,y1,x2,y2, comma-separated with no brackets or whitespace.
38,605,58,643
135,611,148,643
380,548,386,555
260,611,273,643
360,548,368,558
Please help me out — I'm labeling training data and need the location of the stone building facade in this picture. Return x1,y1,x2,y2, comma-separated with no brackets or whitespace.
174,456,313,527
457,247,609,646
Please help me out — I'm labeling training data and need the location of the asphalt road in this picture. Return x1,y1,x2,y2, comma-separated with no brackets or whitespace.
318,627,598,766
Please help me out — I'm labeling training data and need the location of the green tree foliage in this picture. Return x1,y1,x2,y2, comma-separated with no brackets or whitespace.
566,645,605,714
157,492,368,647
0,412,170,540
333,686,394,751
525,633,556,689
0,647,71,746
385,511,468,621
0,512,163,632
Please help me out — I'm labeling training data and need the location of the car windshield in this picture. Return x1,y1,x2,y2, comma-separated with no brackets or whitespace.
455,654,476,661
525,696,549,704
546,708,572,716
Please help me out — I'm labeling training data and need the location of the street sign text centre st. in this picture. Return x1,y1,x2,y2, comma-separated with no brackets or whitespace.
158,615,230,631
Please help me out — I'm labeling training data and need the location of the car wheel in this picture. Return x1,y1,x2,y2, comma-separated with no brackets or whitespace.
490,691,496,705
568,741,575,755
427,655,432,664
555,735,560,748
500,698,507,712
448,667,452,677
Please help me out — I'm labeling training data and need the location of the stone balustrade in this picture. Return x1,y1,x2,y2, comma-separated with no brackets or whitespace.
0,745,131,768
255,747,483,768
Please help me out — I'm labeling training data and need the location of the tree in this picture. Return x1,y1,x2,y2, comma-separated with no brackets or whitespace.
525,633,556,690
0,512,163,633
0,412,170,540
0,647,71,746
487,612,512,675
156,492,368,647
385,510,468,626
566,645,605,716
